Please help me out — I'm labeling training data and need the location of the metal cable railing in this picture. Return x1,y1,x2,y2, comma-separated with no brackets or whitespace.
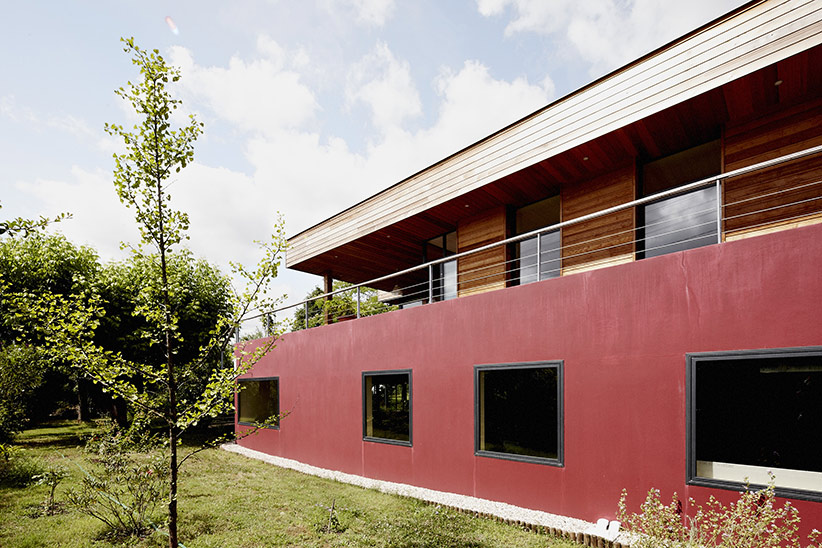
242,144,822,335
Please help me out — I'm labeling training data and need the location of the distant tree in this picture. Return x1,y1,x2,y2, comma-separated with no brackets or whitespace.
6,38,285,547
0,234,100,429
291,281,397,330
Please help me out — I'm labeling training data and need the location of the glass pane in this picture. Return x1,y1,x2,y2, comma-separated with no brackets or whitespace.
517,237,538,285
516,195,561,234
479,366,558,460
364,373,410,442
643,140,720,195
643,186,717,258
442,259,457,300
539,230,561,280
695,354,822,489
444,231,457,254
517,230,560,284
238,379,279,425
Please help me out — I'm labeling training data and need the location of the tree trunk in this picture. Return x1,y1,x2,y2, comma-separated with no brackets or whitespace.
75,376,90,422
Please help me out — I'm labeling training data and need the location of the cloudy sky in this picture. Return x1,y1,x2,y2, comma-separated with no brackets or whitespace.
2,0,743,309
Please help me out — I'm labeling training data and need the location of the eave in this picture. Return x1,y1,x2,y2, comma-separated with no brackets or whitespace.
286,0,822,283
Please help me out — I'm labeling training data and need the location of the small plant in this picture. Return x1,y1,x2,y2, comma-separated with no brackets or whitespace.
32,464,69,515
618,475,816,548
66,450,169,538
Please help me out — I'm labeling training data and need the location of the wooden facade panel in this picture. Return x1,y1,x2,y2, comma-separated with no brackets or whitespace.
561,165,636,269
457,207,507,296
287,1,822,269
724,100,822,234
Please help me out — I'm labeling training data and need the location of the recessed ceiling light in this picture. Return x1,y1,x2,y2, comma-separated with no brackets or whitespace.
465,204,470,207
583,156,589,161
774,79,783,86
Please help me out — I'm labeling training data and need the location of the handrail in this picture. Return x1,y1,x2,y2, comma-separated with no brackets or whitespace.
244,143,822,325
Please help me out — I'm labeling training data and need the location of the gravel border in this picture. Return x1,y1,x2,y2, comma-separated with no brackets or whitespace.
222,443,632,545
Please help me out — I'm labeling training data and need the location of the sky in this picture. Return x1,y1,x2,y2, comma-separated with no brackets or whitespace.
1,0,744,311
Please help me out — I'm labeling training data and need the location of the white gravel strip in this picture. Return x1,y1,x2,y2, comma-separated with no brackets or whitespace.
222,443,632,544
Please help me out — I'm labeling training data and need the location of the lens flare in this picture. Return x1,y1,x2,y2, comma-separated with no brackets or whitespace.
165,16,179,35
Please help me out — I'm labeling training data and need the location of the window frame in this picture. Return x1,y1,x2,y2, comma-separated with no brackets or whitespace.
237,376,280,430
362,369,413,447
686,347,822,502
474,361,564,467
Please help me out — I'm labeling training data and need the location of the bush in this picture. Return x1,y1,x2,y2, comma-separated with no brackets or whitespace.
618,477,818,548
0,443,43,487
67,425,168,538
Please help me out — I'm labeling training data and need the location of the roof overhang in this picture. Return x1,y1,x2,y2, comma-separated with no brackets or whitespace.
286,0,822,282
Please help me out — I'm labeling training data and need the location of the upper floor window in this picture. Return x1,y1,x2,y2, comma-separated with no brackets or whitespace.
514,195,561,284
639,140,720,258
425,231,457,301
687,347,822,501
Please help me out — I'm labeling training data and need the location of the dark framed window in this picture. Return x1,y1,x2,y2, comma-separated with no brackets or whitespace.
639,140,720,259
475,362,563,466
514,195,561,285
237,377,279,428
687,347,822,501
363,370,412,446
425,231,457,302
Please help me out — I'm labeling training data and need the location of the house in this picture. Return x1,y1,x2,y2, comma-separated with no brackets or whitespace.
236,0,822,537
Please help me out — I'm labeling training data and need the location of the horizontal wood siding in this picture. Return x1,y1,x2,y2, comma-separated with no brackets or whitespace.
561,165,636,271
457,207,507,296
288,0,822,269
724,98,822,234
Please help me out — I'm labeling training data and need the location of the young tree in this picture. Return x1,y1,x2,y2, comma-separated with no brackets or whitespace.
10,39,285,547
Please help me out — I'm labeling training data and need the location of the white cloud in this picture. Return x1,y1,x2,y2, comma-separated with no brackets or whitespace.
14,166,141,261
1,94,100,142
169,38,318,136
325,0,396,26
476,0,743,75
245,57,551,236
346,43,422,133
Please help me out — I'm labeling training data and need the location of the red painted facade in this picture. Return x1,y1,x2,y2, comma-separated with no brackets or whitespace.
238,223,822,535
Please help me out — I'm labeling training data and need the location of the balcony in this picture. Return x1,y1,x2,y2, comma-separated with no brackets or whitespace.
243,143,822,334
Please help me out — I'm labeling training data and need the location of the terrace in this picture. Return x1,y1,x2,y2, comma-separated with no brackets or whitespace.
248,139,822,331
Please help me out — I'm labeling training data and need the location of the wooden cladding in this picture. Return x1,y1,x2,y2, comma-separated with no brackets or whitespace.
724,99,822,235
457,206,507,297
561,165,636,271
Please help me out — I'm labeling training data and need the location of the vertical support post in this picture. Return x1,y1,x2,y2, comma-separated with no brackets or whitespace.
323,272,333,325
304,301,309,330
536,232,542,282
715,178,723,243
356,286,361,318
428,263,434,304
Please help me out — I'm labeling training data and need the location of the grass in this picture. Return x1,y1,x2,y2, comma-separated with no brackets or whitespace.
0,422,585,548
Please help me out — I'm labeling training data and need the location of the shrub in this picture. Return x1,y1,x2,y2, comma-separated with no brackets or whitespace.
68,425,168,538
0,443,43,487
618,477,816,548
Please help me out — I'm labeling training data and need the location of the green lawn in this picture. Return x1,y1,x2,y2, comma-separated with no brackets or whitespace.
0,422,584,548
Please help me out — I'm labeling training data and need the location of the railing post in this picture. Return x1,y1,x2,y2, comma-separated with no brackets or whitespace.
536,231,542,282
715,178,723,243
305,301,309,330
428,264,434,304
356,286,361,318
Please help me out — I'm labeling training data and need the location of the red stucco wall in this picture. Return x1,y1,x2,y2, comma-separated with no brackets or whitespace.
237,223,822,535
